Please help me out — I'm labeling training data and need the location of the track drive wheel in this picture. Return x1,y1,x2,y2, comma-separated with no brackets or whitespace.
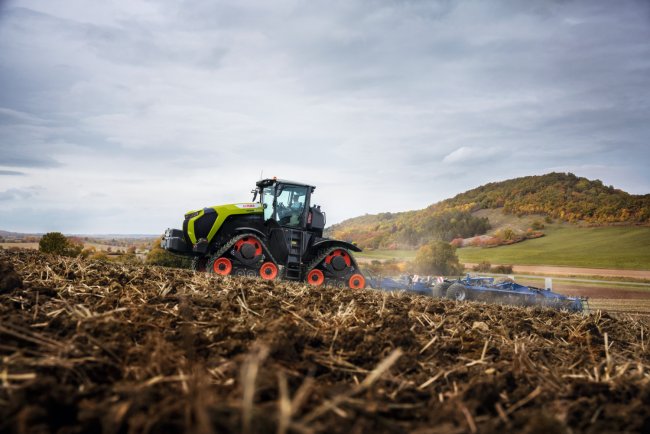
307,269,325,286
212,257,232,276
234,237,263,259
259,262,278,280
348,274,365,289
325,249,352,276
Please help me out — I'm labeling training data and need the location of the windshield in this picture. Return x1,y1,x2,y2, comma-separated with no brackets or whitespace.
262,184,308,227
262,187,275,221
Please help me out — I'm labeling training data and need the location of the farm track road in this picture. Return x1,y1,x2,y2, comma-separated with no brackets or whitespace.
463,263,650,279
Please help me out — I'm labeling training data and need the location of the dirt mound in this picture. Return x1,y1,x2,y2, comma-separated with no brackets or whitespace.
0,259,22,293
1,249,649,433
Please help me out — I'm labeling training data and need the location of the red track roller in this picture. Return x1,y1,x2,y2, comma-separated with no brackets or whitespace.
259,262,278,280
348,274,365,289
212,257,232,275
307,269,325,286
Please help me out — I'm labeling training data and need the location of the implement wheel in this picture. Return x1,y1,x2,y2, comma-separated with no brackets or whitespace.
431,281,451,298
446,283,468,301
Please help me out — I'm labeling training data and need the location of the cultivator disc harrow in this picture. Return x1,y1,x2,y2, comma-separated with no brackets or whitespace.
433,275,588,313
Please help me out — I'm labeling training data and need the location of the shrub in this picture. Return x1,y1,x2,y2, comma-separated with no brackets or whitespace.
146,238,191,269
413,240,462,276
472,261,492,272
39,232,83,257
531,220,545,230
90,251,109,262
39,232,68,255
499,228,515,241
80,246,96,259
493,264,514,274
115,251,140,264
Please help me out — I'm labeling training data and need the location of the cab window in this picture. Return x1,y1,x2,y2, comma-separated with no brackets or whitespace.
275,185,308,227
262,187,275,221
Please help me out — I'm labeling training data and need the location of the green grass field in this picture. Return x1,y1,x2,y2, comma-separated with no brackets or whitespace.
458,226,650,270
357,226,650,270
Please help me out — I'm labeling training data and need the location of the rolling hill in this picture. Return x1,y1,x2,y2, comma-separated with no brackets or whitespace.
328,172,650,250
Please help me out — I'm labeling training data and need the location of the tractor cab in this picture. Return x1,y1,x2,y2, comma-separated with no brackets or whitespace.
255,178,326,234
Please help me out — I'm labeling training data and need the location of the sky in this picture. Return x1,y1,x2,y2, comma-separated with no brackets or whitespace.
1,0,649,234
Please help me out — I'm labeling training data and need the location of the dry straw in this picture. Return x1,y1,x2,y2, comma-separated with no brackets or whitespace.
0,249,649,433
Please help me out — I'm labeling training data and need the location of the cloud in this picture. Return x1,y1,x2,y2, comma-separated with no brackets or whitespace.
0,170,25,176
0,186,43,201
0,152,62,168
0,0,649,232
442,146,503,164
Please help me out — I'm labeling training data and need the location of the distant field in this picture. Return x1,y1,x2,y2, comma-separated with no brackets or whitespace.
1,242,127,252
356,226,650,270
589,298,650,317
457,226,650,270
0,242,40,250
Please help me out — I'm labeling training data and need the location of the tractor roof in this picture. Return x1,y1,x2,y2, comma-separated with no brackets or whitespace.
256,178,315,191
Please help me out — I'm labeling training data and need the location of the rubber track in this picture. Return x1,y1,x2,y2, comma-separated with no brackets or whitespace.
208,233,278,273
305,246,364,286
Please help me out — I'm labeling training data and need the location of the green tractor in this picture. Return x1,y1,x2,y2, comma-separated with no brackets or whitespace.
161,178,366,289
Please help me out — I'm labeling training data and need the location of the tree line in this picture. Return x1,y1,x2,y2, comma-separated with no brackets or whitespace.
329,208,490,250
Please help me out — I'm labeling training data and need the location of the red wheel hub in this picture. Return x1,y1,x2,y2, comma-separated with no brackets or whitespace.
348,274,365,289
212,257,232,275
259,262,278,280
234,237,263,259
307,269,325,286
325,249,351,271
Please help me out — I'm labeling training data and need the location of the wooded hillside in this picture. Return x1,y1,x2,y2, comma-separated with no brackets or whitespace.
441,172,650,224
328,173,649,249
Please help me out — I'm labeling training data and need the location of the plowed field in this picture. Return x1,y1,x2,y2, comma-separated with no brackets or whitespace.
1,249,649,433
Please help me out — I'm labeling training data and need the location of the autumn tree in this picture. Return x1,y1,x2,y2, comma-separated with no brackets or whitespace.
413,240,462,276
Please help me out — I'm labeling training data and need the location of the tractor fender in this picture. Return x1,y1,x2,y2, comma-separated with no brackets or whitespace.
234,227,267,240
312,239,362,253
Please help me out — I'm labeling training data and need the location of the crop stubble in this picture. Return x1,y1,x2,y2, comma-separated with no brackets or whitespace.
0,249,649,433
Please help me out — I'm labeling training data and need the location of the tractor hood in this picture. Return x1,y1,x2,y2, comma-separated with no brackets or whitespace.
184,203,263,244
